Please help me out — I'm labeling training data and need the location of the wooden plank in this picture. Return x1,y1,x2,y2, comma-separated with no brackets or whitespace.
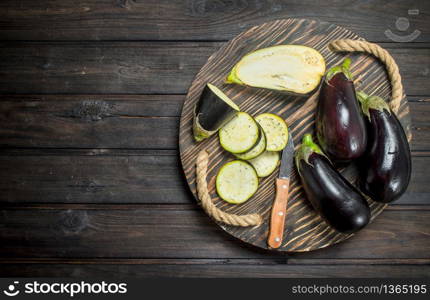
410,100,430,152
0,0,429,42
0,150,427,205
0,150,191,204
0,43,428,95
0,94,182,116
395,155,430,205
0,95,182,149
3,257,429,265
287,258,430,265
0,42,216,94
0,207,429,259
0,96,428,150
0,261,428,278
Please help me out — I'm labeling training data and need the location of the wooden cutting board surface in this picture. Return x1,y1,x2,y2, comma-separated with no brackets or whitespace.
178,18,411,252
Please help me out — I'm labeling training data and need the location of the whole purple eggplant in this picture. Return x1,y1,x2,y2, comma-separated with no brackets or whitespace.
316,59,367,163
356,92,411,203
296,134,370,233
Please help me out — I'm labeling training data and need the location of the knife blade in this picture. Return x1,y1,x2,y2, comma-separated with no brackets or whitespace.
267,132,295,249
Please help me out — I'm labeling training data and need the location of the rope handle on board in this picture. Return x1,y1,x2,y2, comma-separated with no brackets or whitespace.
329,39,403,114
196,150,263,227
195,39,404,227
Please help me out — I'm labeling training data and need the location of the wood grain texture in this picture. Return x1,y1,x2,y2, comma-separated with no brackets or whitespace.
179,19,412,252
0,150,191,204
1,261,429,278
410,100,430,151
0,206,429,259
0,42,215,94
0,95,428,150
0,95,181,149
0,42,428,95
0,0,429,42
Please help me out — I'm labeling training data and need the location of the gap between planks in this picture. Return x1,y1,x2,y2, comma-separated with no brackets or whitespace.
1,41,430,48
0,95,427,101
0,148,428,157
0,258,429,266
1,203,429,211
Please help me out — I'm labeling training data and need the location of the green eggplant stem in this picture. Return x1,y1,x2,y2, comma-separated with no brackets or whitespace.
295,134,326,171
225,65,243,84
326,58,353,82
356,91,368,104
342,57,351,69
302,134,324,155
356,91,391,120
302,134,314,148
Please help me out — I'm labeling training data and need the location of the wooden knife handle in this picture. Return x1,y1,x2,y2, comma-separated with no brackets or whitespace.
267,177,290,249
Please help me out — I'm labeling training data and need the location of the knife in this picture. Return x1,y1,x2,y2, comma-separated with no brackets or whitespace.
267,132,295,249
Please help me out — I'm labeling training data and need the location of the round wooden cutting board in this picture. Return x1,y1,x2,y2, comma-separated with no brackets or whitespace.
178,19,411,252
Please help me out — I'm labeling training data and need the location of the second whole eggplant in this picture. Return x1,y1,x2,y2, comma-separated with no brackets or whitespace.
295,134,370,234
316,59,367,163
356,92,412,203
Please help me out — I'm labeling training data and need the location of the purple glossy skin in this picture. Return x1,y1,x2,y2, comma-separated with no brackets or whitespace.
359,109,411,203
298,152,370,234
316,73,367,162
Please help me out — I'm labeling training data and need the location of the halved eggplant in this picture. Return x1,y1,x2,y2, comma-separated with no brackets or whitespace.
193,83,240,142
216,160,259,204
295,134,371,234
255,113,289,151
219,112,260,154
356,92,412,203
234,126,266,160
226,45,325,95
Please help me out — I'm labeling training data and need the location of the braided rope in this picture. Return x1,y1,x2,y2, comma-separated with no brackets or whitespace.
329,39,403,114
196,150,263,227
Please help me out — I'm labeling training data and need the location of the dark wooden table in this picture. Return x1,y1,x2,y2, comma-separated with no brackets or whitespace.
0,0,429,278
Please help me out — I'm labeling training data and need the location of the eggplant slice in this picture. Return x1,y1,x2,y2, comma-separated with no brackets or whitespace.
219,112,260,154
234,125,266,160
255,113,289,151
193,83,240,142
216,160,259,204
226,45,325,95
248,151,280,177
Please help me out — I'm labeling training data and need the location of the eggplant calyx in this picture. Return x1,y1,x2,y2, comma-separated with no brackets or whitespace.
193,114,214,142
225,65,243,84
295,134,327,170
356,91,391,120
325,58,353,82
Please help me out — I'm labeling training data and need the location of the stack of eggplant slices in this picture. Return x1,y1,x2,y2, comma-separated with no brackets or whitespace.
193,45,411,234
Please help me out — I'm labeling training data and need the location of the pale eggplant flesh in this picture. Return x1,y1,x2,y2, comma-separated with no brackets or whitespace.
316,59,368,163
193,83,239,142
296,134,371,234
356,92,412,203
226,45,325,96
